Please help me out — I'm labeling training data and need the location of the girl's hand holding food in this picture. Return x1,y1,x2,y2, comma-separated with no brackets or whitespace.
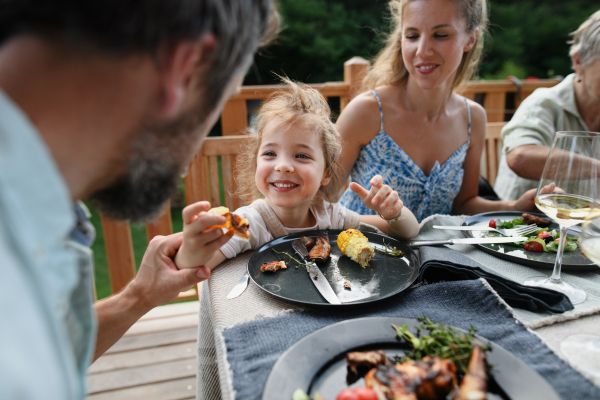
350,175,403,220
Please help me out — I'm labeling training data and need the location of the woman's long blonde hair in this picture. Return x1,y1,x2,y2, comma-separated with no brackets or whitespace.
235,77,344,204
363,0,488,92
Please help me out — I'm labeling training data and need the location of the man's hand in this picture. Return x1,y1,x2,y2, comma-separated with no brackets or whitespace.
350,175,403,219
174,201,234,269
127,232,210,310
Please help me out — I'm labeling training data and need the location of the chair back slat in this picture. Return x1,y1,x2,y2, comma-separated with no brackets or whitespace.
221,154,236,210
208,155,221,206
484,122,506,186
145,202,173,241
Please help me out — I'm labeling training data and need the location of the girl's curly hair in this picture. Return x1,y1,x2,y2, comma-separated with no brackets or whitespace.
235,77,344,203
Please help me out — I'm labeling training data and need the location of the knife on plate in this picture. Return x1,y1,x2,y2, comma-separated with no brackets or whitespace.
291,240,342,305
405,236,529,248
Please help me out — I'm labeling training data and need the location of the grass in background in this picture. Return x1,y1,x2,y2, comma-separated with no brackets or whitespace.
88,203,185,300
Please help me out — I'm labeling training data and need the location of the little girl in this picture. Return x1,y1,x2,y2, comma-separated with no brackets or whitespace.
175,78,419,270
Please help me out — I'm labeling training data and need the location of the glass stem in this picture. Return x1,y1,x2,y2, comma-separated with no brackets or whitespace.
550,225,569,282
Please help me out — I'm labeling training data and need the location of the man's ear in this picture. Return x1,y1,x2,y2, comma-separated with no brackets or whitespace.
158,33,217,117
572,53,583,76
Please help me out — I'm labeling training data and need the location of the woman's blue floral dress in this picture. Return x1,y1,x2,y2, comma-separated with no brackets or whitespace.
339,90,471,222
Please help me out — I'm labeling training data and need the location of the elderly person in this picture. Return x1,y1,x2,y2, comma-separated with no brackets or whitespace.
0,1,277,398
494,10,600,201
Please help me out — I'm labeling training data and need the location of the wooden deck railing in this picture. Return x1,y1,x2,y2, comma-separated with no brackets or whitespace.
97,57,558,301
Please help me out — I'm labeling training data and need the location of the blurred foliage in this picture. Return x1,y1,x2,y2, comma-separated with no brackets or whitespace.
245,0,599,85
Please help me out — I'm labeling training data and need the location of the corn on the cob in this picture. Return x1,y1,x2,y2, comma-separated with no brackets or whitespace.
337,229,374,268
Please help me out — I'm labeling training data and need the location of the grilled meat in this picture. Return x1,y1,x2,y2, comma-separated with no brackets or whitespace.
347,350,388,375
453,346,486,400
308,231,331,262
365,357,457,400
522,213,552,228
260,261,287,272
300,235,315,249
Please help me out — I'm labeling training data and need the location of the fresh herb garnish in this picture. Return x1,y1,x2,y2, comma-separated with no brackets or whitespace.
393,316,491,374
374,239,405,257
272,249,318,278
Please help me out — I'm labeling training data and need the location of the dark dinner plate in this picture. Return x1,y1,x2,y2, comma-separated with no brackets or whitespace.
461,211,596,272
262,317,560,400
247,230,419,307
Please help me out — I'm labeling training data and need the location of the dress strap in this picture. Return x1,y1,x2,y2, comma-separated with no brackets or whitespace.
463,96,472,138
370,90,384,132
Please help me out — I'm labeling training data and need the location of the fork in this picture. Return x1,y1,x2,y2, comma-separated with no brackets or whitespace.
433,224,540,237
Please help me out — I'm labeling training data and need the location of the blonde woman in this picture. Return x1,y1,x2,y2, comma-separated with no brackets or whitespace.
337,0,537,222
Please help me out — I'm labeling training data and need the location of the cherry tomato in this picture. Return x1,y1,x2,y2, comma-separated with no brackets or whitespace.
524,241,544,252
536,231,551,240
336,389,359,400
353,387,378,400
489,219,497,229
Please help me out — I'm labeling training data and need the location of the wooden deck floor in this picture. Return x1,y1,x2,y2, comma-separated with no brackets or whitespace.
86,301,200,400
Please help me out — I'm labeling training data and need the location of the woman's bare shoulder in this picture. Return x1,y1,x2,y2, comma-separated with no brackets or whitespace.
336,90,382,145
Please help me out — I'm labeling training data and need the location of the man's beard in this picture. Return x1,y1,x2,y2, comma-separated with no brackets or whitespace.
91,100,209,223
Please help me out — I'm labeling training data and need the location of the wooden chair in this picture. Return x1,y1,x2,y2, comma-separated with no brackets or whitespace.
481,122,507,187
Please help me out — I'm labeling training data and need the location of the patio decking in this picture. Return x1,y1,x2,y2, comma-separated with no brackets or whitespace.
86,301,200,400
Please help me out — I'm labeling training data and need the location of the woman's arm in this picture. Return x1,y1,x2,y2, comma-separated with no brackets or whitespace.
359,207,419,240
336,92,382,184
452,102,537,214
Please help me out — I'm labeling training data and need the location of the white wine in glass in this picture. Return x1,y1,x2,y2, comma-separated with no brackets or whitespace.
560,214,600,378
524,131,600,305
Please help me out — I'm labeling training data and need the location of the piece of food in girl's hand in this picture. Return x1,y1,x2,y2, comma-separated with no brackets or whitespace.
301,235,315,249
260,260,287,272
337,229,374,268
206,206,250,240
308,231,331,262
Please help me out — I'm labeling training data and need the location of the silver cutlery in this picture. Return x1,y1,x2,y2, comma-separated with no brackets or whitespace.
406,236,529,248
291,240,342,305
227,270,250,299
433,225,540,237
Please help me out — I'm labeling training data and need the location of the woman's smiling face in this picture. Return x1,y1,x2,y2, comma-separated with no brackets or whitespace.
255,119,330,209
401,0,477,90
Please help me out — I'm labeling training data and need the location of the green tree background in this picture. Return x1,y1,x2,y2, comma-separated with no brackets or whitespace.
245,0,598,85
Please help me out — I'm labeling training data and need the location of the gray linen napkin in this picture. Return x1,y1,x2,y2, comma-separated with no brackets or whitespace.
222,279,599,400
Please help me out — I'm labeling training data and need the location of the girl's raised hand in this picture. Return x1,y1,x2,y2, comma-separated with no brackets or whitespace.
350,175,403,219
174,201,234,269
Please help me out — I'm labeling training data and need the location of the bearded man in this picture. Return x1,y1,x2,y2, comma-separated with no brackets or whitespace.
0,1,277,398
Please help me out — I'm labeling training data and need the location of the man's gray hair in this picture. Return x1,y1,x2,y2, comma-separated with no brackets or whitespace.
569,9,600,67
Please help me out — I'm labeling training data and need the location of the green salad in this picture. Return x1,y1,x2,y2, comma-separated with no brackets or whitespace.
485,216,578,253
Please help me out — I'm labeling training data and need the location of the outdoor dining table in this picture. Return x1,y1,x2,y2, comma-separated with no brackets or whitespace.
196,214,600,400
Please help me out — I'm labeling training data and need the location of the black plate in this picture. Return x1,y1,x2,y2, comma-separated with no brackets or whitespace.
461,211,596,272
247,230,419,306
262,317,560,400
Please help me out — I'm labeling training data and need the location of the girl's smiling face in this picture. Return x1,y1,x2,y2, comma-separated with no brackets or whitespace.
401,0,477,89
255,119,330,209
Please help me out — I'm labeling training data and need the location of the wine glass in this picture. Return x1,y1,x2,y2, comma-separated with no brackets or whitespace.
560,212,600,378
523,131,600,305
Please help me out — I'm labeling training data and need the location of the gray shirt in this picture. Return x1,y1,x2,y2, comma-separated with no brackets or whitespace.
494,74,589,200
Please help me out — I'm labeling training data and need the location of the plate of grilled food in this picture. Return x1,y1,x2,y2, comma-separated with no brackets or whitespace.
247,229,420,306
460,211,595,271
262,316,560,400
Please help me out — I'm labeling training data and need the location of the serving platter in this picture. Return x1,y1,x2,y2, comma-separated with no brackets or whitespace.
247,230,420,306
262,317,560,400
461,211,596,272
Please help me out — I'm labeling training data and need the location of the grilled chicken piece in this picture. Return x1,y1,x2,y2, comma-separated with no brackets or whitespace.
365,357,457,400
260,261,287,272
347,350,388,375
300,235,315,249
453,346,487,400
308,231,331,262
522,213,552,228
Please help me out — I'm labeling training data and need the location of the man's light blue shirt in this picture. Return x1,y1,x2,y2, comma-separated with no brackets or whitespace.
0,89,97,398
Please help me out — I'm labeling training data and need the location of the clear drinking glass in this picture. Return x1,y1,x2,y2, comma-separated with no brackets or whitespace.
523,131,600,305
560,212,600,378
